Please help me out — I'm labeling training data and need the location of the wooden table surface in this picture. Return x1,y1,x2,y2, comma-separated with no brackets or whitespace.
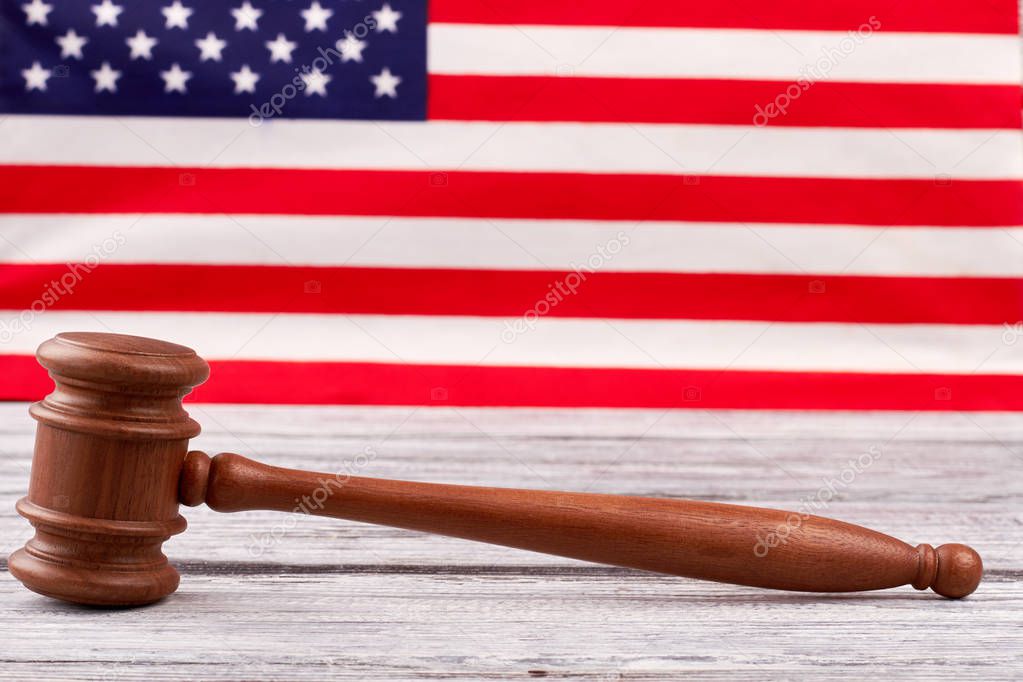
0,403,1020,680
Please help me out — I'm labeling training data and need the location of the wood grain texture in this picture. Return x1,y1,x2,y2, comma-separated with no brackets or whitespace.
1,404,1021,679
8,332,210,605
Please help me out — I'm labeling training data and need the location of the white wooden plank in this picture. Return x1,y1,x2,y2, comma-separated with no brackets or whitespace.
6,402,1023,443
0,574,1019,680
0,405,1020,567
0,404,1020,679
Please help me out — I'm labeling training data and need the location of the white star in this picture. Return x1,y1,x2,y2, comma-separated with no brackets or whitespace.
300,68,331,97
21,61,51,91
372,3,401,33
91,0,123,27
230,64,260,94
195,31,227,61
22,0,53,26
265,33,297,63
126,29,158,60
370,67,400,98
336,33,367,63
300,1,332,31
160,63,191,93
91,61,121,92
56,29,88,59
161,0,192,29
231,1,262,31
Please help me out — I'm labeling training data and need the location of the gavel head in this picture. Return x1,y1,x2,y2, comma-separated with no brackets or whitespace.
8,332,209,606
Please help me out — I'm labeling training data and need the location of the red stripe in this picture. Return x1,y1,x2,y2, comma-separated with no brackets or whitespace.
3,166,1021,227
2,354,1020,410
429,0,1019,34
2,264,1022,324
428,75,1023,129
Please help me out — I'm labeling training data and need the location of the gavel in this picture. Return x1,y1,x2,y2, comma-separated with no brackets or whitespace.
9,332,982,606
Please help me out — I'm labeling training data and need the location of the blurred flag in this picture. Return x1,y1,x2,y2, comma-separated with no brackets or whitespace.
1,0,1022,409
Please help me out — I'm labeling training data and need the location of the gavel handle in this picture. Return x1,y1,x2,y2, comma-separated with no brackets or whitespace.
180,452,982,598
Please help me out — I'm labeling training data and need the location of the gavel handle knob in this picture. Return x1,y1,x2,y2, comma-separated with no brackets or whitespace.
180,452,982,598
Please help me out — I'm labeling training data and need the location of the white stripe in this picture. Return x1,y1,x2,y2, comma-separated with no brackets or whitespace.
427,24,1021,84
1,116,1019,179
4,215,1023,277
0,312,1019,375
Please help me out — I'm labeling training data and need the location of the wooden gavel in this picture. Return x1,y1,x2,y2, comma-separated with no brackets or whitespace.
9,332,982,606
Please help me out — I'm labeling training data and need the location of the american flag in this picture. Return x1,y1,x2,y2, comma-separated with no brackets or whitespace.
1,0,1022,410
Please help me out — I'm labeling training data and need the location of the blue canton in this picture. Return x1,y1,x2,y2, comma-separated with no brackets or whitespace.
0,0,426,120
